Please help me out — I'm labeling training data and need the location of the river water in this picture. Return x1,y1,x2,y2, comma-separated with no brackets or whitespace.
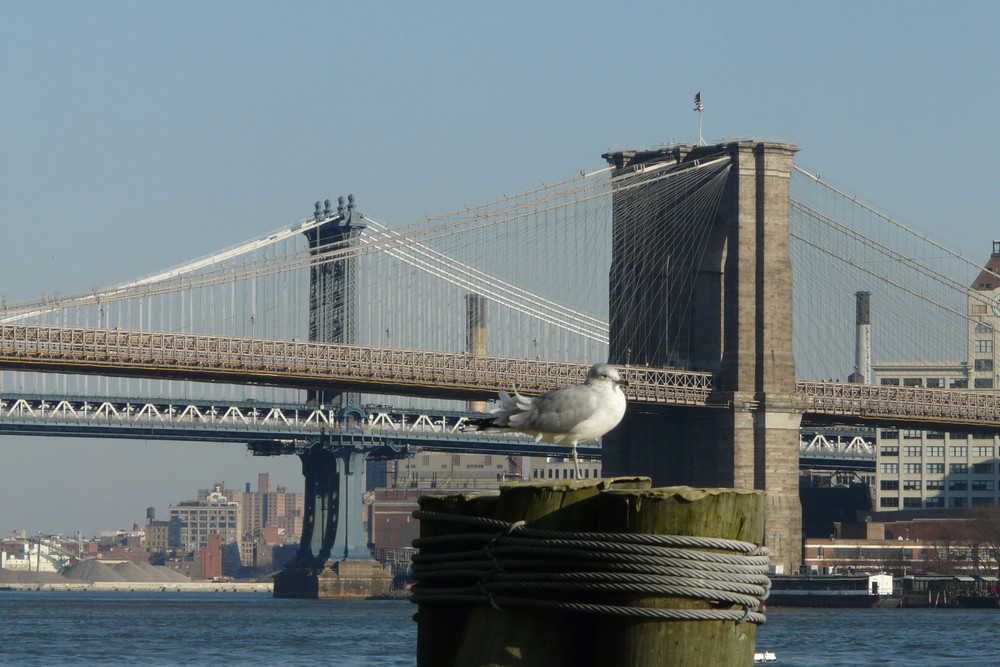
0,592,996,665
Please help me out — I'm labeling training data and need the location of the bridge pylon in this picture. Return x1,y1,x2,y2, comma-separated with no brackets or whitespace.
602,140,804,573
272,435,396,599
302,195,366,410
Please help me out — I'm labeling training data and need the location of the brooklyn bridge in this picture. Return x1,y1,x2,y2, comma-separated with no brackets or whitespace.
3,140,999,573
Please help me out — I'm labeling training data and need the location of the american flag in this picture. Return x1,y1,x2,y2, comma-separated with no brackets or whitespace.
694,91,704,112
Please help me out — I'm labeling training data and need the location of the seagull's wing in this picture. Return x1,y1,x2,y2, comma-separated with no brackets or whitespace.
507,384,600,434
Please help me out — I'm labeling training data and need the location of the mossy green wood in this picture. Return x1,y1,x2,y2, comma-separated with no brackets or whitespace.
592,486,767,667
415,492,500,667
451,477,651,667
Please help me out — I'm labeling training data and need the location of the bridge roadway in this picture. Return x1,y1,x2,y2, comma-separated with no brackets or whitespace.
0,393,600,459
0,393,873,470
2,324,1000,433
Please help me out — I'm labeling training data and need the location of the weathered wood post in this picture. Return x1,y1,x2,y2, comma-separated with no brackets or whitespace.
451,476,651,666
592,487,766,666
412,479,766,667
414,492,500,667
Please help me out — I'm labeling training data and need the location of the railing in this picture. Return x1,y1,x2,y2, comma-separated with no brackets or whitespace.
0,324,713,406
797,381,1000,428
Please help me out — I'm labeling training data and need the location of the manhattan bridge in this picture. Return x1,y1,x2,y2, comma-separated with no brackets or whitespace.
2,140,999,571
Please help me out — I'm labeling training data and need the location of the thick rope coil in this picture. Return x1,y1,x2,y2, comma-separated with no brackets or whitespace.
410,510,770,624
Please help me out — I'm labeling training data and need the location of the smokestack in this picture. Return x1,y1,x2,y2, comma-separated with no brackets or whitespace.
849,291,872,384
465,293,487,413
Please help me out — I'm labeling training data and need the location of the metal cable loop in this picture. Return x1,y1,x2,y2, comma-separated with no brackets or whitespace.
412,510,763,553
411,510,770,624
408,593,768,625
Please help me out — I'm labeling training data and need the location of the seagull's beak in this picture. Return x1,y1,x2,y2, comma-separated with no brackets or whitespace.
616,378,630,388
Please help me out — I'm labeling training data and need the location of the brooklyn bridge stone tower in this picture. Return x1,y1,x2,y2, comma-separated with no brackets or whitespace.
602,140,803,572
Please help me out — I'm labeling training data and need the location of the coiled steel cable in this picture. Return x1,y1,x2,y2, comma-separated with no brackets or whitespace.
410,510,770,624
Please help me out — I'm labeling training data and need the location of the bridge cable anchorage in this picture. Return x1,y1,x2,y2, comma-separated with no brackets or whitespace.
409,510,770,623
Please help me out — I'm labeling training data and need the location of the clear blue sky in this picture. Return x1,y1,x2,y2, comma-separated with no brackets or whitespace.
2,1,999,536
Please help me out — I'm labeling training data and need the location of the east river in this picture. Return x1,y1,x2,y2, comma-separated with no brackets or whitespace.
1,592,996,665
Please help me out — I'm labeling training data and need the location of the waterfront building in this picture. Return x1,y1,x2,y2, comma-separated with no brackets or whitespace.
144,518,181,553
874,242,1000,511
168,487,244,564
199,475,303,556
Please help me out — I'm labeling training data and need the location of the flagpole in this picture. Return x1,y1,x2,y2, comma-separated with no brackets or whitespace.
694,91,706,145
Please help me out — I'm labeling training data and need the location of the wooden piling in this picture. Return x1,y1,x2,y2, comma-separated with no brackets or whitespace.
413,481,765,667
451,476,650,667
415,492,500,667
592,486,766,666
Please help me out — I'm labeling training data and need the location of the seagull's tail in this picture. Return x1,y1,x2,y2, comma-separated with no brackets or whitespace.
460,388,534,432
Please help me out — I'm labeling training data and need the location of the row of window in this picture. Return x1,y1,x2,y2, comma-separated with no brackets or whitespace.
879,431,995,441
532,468,600,480
880,462,998,474
879,445,996,457
880,479,995,491
881,462,996,474
880,378,968,388
883,446,996,457
881,496,996,508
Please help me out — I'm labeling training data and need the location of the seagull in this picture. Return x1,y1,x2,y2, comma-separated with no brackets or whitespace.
465,363,629,477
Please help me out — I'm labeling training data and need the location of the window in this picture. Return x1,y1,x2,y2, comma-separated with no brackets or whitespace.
975,378,995,389
881,429,899,440
926,431,946,440
926,378,944,388
903,430,923,440
926,446,944,457
949,480,968,491
880,463,899,474
903,446,922,457
973,304,988,314
950,497,969,508
972,497,996,507
926,463,945,474
926,480,944,490
973,462,995,475
903,463,922,474
880,480,899,491
976,339,994,353
903,497,922,508
976,323,994,334
904,378,923,387
880,445,899,457
950,446,968,457
974,446,995,457
950,378,969,389
972,480,995,491
950,463,969,474
926,497,945,508
976,359,995,372
880,497,899,508
903,480,922,491
881,378,900,386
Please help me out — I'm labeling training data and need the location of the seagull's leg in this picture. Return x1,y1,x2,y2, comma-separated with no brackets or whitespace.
572,443,580,479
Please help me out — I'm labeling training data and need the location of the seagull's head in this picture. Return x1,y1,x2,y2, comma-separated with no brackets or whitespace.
587,363,629,388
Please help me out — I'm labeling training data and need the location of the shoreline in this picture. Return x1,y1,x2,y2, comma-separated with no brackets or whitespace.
0,582,273,593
